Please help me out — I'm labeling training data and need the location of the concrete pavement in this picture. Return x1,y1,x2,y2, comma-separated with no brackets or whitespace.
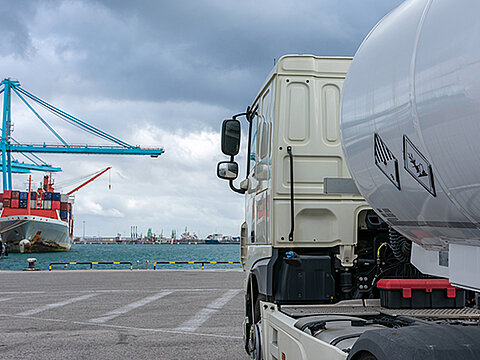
0,270,246,360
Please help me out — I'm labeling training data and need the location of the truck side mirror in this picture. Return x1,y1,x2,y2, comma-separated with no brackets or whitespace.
217,161,239,180
221,119,241,156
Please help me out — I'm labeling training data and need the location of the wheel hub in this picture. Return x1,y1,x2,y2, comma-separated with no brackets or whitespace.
248,322,262,360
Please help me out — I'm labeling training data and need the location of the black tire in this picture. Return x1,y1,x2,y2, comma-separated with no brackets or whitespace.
253,294,266,323
356,352,377,360
246,293,266,360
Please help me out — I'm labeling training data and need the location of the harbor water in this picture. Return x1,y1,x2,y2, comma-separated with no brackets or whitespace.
0,243,241,271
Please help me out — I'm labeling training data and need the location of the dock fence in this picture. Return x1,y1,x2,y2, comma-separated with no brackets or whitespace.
153,261,240,270
47,261,240,270
49,261,133,271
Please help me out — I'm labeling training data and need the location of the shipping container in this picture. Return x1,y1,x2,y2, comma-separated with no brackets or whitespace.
3,190,11,199
52,201,60,210
11,199,19,208
67,203,72,211
11,191,20,199
60,210,68,220
60,194,68,202
0,193,3,202
30,192,37,200
52,192,61,201
19,199,27,209
3,199,10,208
19,192,28,200
30,201,36,209
43,200,52,209
60,202,68,211
44,192,52,200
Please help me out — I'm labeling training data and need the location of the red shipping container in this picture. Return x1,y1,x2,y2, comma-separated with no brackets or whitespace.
3,199,10,208
11,191,20,199
0,193,3,202
11,199,19,208
3,190,11,199
52,201,61,210
60,202,68,211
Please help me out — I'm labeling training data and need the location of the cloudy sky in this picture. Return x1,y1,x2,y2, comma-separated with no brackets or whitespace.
0,0,403,238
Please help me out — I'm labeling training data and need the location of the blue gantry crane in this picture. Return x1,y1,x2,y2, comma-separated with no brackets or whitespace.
0,78,164,191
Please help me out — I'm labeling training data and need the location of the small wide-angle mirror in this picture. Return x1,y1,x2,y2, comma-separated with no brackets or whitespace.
221,119,241,156
217,161,239,180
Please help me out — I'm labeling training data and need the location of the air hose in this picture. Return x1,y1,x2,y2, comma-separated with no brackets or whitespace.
388,227,411,263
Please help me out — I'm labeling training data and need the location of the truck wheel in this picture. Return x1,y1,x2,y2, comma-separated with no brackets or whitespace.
248,295,265,360
254,294,265,323
248,321,262,360
356,352,377,360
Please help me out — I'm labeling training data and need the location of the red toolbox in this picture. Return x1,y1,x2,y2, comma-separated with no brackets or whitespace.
377,279,465,309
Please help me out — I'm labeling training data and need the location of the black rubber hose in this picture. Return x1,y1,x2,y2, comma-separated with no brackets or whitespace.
388,227,411,263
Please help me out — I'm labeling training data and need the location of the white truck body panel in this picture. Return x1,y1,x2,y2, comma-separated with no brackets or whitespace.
261,302,347,360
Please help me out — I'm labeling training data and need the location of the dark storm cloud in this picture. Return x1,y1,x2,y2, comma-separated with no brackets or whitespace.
0,1,37,57
3,0,404,111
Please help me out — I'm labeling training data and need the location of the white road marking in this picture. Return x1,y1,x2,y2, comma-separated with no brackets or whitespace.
0,298,12,302
0,291,45,294
17,293,98,316
84,322,243,339
0,313,242,340
89,290,174,323
0,288,231,295
174,289,241,332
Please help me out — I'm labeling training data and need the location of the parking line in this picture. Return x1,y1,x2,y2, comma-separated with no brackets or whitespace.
0,291,45,295
89,290,174,323
0,288,230,295
174,289,241,332
0,313,243,340
17,293,98,316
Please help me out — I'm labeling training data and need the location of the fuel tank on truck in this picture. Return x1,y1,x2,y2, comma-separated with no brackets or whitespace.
340,0,480,291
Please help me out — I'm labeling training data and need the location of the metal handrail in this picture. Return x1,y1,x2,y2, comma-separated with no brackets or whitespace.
48,261,133,271
153,261,240,270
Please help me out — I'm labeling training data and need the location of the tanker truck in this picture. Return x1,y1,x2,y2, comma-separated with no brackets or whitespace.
217,1,480,359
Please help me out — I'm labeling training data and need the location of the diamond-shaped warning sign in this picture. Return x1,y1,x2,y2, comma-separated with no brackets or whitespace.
374,133,401,190
403,135,436,197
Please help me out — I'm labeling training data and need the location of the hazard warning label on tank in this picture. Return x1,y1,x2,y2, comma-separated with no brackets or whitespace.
374,133,401,190
403,135,436,197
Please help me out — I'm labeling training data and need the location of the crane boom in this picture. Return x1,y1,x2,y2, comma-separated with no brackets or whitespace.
67,167,111,195
0,78,165,191
8,144,164,156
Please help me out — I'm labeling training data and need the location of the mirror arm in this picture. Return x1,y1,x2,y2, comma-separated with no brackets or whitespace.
228,155,246,194
232,112,248,120
229,179,245,194
224,108,252,194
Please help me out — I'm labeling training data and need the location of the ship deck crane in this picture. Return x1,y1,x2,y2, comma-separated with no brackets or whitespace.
0,78,164,191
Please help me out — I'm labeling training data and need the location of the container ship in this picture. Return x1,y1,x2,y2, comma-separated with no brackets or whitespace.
0,175,73,253
0,79,164,253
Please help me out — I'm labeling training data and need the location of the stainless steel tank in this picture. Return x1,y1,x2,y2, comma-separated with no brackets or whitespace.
340,0,480,290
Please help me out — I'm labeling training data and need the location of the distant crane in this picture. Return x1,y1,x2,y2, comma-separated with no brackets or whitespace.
66,167,111,195
0,78,164,191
